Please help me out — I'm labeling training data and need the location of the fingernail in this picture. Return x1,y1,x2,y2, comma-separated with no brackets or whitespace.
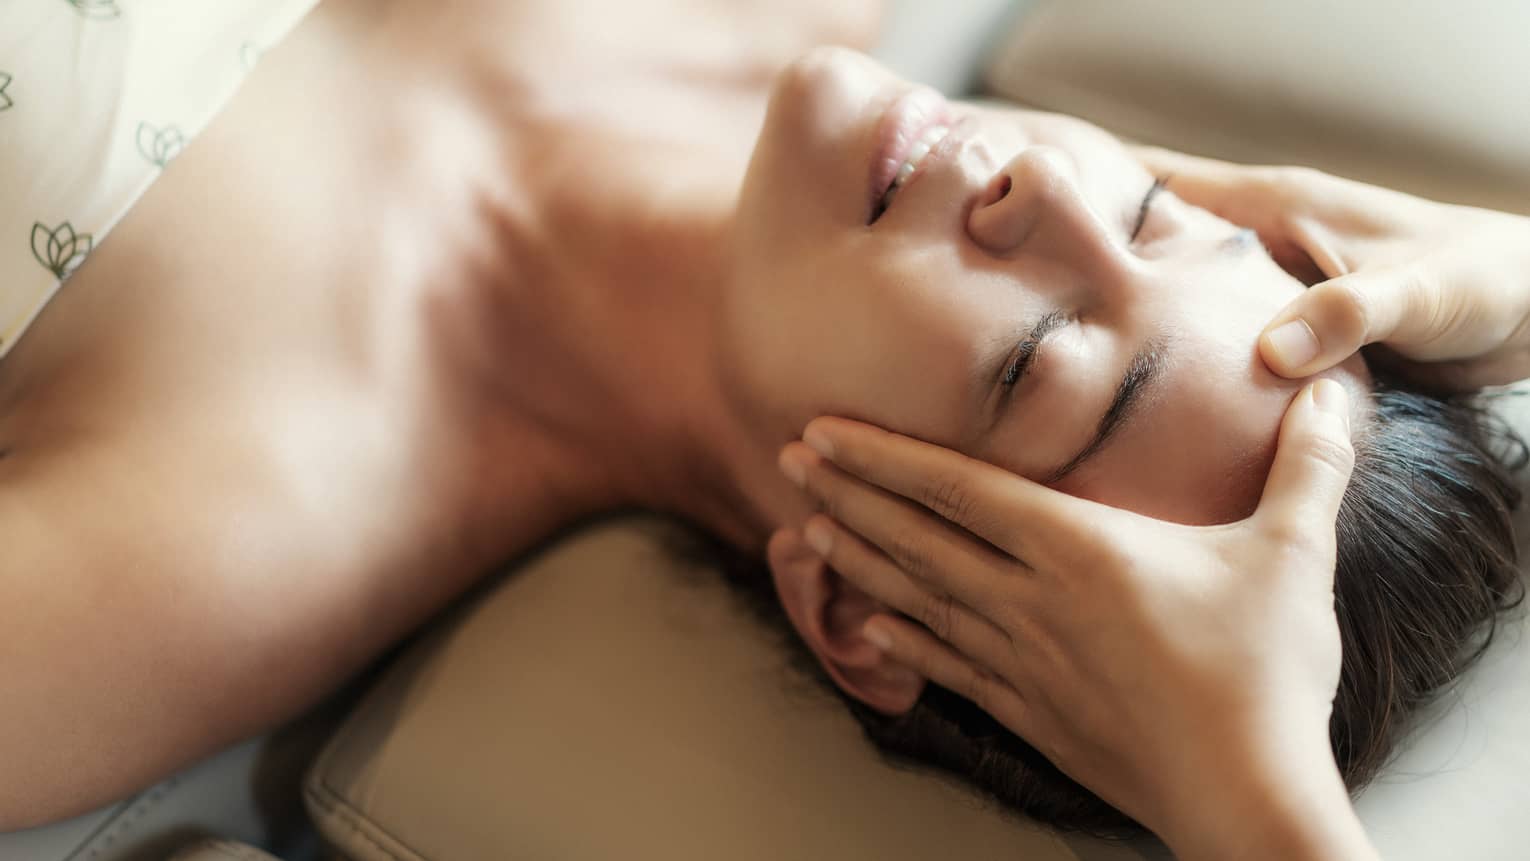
1265,319,1320,370
862,621,892,651
803,425,835,459
778,448,807,487
804,519,833,556
1312,379,1350,430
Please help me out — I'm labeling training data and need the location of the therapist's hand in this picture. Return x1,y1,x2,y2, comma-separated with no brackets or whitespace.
1137,147,1530,390
775,380,1377,861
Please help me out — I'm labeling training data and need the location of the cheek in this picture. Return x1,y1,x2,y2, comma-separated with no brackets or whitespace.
721,269,875,439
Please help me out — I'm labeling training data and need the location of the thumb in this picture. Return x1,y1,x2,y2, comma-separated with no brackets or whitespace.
1259,265,1430,377
1253,380,1356,553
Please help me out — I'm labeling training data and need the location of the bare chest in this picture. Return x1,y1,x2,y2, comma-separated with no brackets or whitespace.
0,20,600,583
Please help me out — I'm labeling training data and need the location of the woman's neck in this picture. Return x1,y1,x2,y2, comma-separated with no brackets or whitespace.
457,108,775,558
380,0,876,562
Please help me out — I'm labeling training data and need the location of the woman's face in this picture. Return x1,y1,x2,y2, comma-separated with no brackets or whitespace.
721,48,1368,524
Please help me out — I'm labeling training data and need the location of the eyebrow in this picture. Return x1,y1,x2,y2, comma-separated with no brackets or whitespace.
1042,338,1168,484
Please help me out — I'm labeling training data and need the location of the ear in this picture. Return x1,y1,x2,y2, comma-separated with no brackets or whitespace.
766,527,925,714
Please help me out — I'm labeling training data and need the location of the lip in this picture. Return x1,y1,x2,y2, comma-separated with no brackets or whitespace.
888,114,979,217
868,87,953,219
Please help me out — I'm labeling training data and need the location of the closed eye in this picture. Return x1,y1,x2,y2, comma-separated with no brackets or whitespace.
1130,175,1169,243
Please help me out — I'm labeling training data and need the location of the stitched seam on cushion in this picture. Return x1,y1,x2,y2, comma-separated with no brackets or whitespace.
66,775,182,861
303,779,416,861
302,646,447,861
303,774,428,861
207,837,277,860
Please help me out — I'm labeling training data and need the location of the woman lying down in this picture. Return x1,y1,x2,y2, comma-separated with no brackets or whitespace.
3,1,1527,857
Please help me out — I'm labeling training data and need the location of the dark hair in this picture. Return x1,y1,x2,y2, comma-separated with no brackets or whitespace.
662,378,1527,838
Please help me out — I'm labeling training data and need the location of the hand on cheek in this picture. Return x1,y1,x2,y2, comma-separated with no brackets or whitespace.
772,380,1364,859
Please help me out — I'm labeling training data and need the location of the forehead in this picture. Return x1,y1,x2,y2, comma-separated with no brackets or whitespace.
1037,323,1371,525
1056,332,1293,522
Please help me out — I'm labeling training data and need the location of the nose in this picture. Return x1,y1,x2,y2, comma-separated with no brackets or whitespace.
966,146,1124,271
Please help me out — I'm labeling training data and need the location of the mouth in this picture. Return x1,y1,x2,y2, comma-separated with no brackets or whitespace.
867,87,954,224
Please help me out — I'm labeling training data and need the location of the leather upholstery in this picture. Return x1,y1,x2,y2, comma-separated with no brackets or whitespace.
166,838,284,861
302,514,1144,861
983,0,1530,214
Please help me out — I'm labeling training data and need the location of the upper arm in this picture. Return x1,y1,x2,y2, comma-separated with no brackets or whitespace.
0,401,443,830
0,433,311,828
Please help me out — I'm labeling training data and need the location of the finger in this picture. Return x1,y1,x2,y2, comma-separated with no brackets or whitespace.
801,514,1018,669
1252,380,1356,565
795,417,1095,559
1136,148,1355,221
1259,265,1439,377
1134,150,1328,282
863,613,1032,732
1131,147,1288,230
780,441,1023,610
1132,146,1246,195
1135,151,1393,278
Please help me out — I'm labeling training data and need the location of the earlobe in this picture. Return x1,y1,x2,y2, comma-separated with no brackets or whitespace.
767,527,926,714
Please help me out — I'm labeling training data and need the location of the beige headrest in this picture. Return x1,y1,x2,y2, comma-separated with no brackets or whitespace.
985,0,1530,214
303,515,1150,861
165,838,282,861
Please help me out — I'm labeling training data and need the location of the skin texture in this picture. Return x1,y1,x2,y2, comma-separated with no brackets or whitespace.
0,0,877,827
0,1,1370,846
715,51,1369,738
720,48,1371,529
769,384,1379,861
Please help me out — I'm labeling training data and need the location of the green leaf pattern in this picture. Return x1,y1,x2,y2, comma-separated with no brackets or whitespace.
64,0,121,19
136,122,185,167
3,2,318,361
31,222,94,279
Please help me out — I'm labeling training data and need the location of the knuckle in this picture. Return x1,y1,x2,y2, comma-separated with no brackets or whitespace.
809,473,848,521
1062,522,1131,579
1272,165,1342,218
910,644,944,681
1304,432,1356,480
963,667,998,711
1248,163,1287,192
1315,278,1373,343
1263,521,1322,556
1277,165,1329,196
814,483,842,520
918,592,958,641
887,528,934,580
920,474,980,526
1404,265,1453,336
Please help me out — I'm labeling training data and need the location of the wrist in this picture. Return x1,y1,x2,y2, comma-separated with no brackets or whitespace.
1158,733,1379,861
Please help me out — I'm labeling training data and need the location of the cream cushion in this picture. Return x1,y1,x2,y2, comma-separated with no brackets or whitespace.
165,838,283,861
984,0,1530,214
302,516,1139,861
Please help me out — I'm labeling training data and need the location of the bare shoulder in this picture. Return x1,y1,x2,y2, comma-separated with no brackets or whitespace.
0,14,515,826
